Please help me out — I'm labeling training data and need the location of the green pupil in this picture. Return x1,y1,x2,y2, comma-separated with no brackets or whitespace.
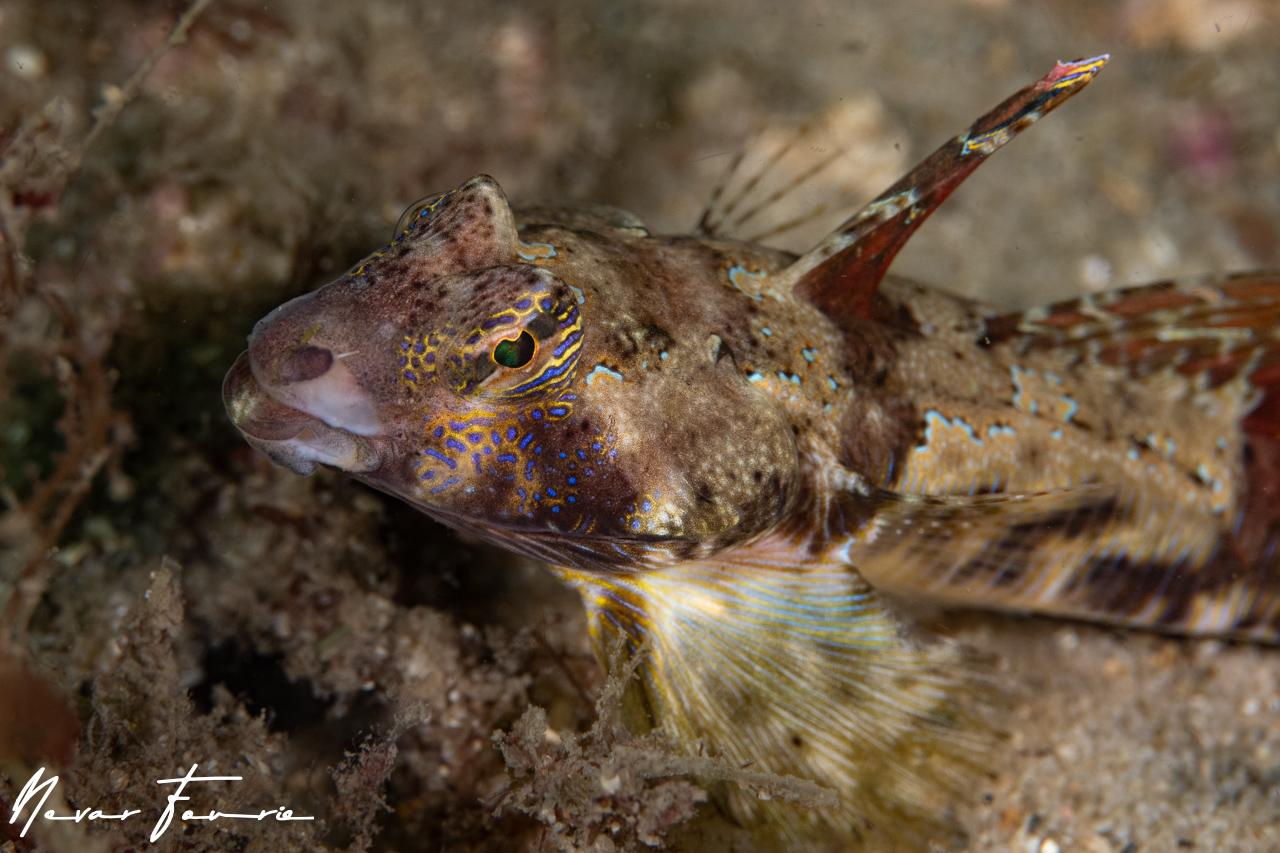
494,331,536,368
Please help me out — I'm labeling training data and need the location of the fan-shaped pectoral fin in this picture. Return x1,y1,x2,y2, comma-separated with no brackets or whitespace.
554,532,989,848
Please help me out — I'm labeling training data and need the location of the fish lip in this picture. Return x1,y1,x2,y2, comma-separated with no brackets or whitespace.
244,291,384,437
224,351,382,475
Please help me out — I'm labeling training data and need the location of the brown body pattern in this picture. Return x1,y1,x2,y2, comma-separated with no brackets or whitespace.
224,56,1280,847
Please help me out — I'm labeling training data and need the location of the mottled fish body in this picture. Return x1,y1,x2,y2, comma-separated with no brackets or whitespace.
224,55,1280,846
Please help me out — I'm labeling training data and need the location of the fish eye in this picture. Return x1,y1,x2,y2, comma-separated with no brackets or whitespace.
493,331,537,368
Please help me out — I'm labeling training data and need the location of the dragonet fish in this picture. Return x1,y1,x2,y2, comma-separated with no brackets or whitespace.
223,55,1280,847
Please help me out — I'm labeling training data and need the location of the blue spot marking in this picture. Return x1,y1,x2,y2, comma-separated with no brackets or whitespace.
401,341,410,351
532,410,543,420
429,476,461,495
445,439,466,452
399,357,407,366
518,488,527,499
1010,365,1035,411
568,476,576,484
520,434,534,449
567,496,575,503
547,488,557,497
507,427,517,441
1060,395,1079,422
548,406,567,417
761,326,773,336
482,313,518,330
568,284,585,305
403,371,417,382
592,442,602,451
526,461,535,480
425,353,435,364
424,449,457,469
586,364,624,385
498,454,517,463
802,348,819,362
921,410,984,447
577,450,586,460
827,376,838,391
515,298,532,310
414,341,424,353
631,520,641,531
728,266,766,301
468,433,484,444
434,426,444,438
1050,429,1064,439
421,471,434,480
540,298,554,311
509,357,578,395
516,240,557,260
553,329,582,357
987,424,1017,439
642,500,651,512
472,453,482,472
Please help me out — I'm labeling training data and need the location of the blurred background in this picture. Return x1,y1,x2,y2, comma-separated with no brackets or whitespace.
1,1,1278,850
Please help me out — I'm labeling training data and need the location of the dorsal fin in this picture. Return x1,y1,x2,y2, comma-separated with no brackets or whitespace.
983,270,1280,583
779,55,1109,327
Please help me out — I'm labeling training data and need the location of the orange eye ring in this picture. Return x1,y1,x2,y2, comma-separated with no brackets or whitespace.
493,331,537,368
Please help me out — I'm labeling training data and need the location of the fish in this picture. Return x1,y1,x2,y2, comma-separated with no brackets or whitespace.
222,54,1280,847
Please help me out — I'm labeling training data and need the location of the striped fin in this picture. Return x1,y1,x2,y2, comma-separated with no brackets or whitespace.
779,55,1108,327
555,534,988,848
848,480,1280,643
978,271,1280,636
983,271,1280,388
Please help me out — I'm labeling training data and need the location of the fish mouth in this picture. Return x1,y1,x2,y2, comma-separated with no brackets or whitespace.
223,351,381,476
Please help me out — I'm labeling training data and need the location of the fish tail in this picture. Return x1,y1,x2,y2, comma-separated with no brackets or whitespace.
554,533,992,848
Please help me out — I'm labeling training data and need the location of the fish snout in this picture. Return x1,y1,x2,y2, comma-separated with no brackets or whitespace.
245,295,384,438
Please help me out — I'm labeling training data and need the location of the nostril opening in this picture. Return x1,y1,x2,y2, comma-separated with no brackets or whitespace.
281,345,334,383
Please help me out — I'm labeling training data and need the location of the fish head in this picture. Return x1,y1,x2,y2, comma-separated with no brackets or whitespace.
224,175,799,569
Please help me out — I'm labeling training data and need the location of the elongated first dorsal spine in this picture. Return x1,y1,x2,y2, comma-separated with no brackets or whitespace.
781,55,1109,327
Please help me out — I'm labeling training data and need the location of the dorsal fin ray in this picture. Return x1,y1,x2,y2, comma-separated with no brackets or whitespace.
779,55,1109,326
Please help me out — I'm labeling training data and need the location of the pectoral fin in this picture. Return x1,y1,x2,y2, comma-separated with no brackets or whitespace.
555,534,988,848
849,482,1280,642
